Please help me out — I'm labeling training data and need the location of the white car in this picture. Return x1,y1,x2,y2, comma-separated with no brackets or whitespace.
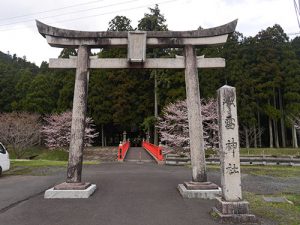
0,142,10,176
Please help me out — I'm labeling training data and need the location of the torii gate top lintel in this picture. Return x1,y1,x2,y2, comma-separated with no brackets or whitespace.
36,19,237,39
36,20,237,69
36,19,238,48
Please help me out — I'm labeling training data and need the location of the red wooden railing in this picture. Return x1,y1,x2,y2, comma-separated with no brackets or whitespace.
142,141,164,161
118,141,130,161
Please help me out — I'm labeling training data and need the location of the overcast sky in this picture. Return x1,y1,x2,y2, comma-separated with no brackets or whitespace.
0,0,299,66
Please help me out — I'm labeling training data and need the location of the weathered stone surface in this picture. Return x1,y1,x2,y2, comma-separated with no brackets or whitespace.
66,45,89,183
214,86,257,223
128,31,146,63
36,19,238,48
215,197,249,214
122,131,127,142
184,45,206,182
212,198,257,224
53,182,91,190
49,58,226,69
45,35,229,48
178,184,221,199
184,181,219,190
212,207,257,224
217,85,242,201
36,19,237,39
44,184,96,199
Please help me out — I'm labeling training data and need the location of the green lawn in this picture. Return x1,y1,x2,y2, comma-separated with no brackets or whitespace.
207,164,300,178
8,146,69,161
10,159,99,167
10,159,68,167
3,159,99,176
3,146,103,176
207,163,300,224
245,192,300,225
240,165,300,178
206,147,300,158
240,148,300,157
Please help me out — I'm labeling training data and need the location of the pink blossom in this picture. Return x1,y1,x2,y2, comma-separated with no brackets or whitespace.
41,111,99,150
157,99,218,152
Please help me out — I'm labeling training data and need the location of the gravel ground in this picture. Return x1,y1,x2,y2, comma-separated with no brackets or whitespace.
241,173,300,195
202,169,300,196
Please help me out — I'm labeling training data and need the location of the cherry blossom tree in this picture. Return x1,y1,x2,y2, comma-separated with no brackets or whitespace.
157,98,218,153
0,112,41,158
41,111,99,150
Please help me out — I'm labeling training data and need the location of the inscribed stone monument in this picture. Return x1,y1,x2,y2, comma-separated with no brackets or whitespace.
212,85,256,223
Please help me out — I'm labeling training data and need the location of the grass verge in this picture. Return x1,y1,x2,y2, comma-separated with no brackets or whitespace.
8,146,69,161
244,192,300,225
207,164,300,178
11,159,68,167
240,148,300,157
3,159,100,176
240,165,300,178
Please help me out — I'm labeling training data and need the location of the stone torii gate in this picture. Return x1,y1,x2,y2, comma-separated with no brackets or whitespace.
37,19,237,198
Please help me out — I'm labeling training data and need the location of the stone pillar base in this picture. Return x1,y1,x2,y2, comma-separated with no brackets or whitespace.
44,182,96,199
178,181,221,199
212,197,257,223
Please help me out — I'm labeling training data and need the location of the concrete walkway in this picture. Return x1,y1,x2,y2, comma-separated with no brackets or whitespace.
124,147,156,163
0,163,219,225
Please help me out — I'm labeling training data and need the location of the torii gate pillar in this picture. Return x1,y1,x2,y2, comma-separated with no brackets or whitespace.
184,45,206,182
67,45,89,183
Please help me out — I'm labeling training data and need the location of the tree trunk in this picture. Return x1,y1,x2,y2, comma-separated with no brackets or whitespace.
101,124,104,147
292,123,298,148
253,125,257,148
244,126,250,148
257,111,262,148
154,71,159,145
269,117,273,148
292,125,296,148
67,45,89,183
273,119,280,148
184,45,207,182
278,88,286,147
273,89,280,148
295,127,298,148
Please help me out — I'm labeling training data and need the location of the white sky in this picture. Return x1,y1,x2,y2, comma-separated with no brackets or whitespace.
0,0,299,66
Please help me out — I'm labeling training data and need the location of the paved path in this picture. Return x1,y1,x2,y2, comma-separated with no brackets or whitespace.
124,147,155,163
0,162,298,224
0,163,219,225
0,172,64,211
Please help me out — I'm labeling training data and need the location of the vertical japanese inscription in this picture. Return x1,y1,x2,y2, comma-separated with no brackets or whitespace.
218,85,242,201
223,89,236,130
225,163,239,175
226,138,237,157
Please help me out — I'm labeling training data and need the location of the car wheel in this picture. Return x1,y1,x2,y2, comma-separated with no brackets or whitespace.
0,166,2,177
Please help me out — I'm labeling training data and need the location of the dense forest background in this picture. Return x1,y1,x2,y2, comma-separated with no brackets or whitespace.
1,5,300,148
